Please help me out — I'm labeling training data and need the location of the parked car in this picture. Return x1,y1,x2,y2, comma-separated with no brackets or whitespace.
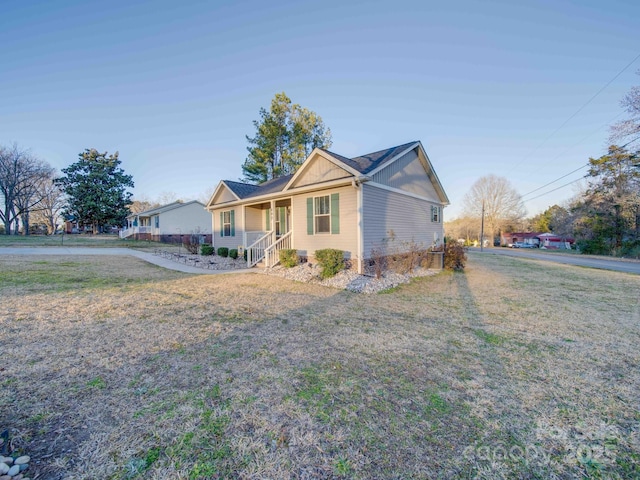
512,242,536,248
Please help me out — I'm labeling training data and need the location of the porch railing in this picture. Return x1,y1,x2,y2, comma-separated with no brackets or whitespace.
264,231,292,268
119,226,154,238
246,230,274,268
244,230,267,248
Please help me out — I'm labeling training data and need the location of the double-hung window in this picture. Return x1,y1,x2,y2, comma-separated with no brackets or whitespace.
314,195,331,234
307,193,340,235
220,210,235,237
431,205,441,223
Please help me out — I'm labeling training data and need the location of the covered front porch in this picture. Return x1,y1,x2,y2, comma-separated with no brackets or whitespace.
242,198,293,267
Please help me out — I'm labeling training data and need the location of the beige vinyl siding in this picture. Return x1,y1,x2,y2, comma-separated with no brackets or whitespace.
371,149,440,200
362,184,444,258
212,207,243,249
291,185,358,259
244,207,263,232
290,155,352,189
213,186,238,204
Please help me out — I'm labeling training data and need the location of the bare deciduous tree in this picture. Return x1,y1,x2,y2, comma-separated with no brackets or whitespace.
610,70,640,150
30,173,66,234
0,143,55,235
463,175,526,245
128,197,160,215
445,216,481,245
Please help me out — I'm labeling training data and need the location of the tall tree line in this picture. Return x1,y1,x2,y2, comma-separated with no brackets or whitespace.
1,144,136,235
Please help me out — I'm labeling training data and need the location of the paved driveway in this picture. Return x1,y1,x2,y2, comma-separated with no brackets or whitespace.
470,247,640,275
0,247,254,275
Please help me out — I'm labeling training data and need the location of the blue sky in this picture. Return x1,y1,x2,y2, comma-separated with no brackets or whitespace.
1,0,638,219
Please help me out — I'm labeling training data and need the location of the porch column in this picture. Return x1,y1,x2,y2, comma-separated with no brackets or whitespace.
270,199,276,240
242,205,246,248
356,183,363,274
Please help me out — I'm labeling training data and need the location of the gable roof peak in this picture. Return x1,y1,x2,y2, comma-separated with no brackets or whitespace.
320,141,419,174
221,179,261,199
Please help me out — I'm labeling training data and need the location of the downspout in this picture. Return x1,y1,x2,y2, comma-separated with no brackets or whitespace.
352,176,370,275
211,209,215,250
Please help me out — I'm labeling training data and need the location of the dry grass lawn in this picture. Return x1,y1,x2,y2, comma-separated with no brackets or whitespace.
1,252,639,479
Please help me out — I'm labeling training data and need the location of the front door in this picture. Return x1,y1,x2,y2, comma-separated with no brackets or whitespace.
275,206,289,237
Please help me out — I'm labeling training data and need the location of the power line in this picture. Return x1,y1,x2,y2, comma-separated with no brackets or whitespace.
521,164,589,198
523,176,586,203
508,51,640,174
522,136,640,203
520,134,640,203
530,111,625,172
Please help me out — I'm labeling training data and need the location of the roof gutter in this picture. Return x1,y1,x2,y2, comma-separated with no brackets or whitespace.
207,176,358,210
351,175,371,188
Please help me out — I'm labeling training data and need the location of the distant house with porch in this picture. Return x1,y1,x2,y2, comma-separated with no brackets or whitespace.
120,201,212,243
536,232,574,249
206,141,449,273
501,232,542,247
500,232,574,249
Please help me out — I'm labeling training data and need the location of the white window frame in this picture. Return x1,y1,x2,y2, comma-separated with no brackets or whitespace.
314,195,331,234
222,210,232,237
431,205,441,223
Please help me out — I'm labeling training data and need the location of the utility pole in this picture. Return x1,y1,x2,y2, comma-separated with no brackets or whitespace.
480,201,485,252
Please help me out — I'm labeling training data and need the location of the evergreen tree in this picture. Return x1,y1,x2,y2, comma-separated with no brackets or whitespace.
243,92,332,183
574,145,640,252
56,149,134,233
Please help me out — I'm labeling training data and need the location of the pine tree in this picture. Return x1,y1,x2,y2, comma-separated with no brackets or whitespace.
242,93,332,183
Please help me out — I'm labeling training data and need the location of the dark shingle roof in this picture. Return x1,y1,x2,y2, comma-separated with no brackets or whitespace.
243,174,293,198
350,141,418,174
220,142,419,201
223,180,261,199
221,175,294,200
321,141,417,174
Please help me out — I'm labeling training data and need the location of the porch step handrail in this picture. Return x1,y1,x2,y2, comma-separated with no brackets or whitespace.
247,230,274,268
264,231,292,268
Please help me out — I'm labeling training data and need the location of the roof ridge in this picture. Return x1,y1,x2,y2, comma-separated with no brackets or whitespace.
351,141,418,160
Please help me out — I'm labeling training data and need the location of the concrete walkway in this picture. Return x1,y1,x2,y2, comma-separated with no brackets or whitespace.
0,247,256,275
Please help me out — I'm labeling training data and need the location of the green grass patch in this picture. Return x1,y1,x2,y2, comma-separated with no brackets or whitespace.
473,328,508,346
86,376,106,389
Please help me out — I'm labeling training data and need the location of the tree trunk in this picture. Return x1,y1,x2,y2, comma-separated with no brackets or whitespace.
22,211,30,236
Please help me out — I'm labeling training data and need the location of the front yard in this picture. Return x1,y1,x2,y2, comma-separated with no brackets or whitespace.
0,252,638,479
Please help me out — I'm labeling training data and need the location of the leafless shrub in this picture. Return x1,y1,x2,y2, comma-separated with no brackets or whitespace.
399,240,423,273
443,241,467,270
384,239,425,274
184,234,200,254
369,246,387,279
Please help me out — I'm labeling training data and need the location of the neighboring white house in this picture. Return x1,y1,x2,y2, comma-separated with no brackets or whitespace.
206,141,449,272
120,200,212,243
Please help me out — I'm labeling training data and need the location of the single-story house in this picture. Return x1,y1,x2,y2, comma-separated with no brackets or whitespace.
501,232,541,247
536,232,574,249
121,200,212,243
206,141,449,273
500,232,574,249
